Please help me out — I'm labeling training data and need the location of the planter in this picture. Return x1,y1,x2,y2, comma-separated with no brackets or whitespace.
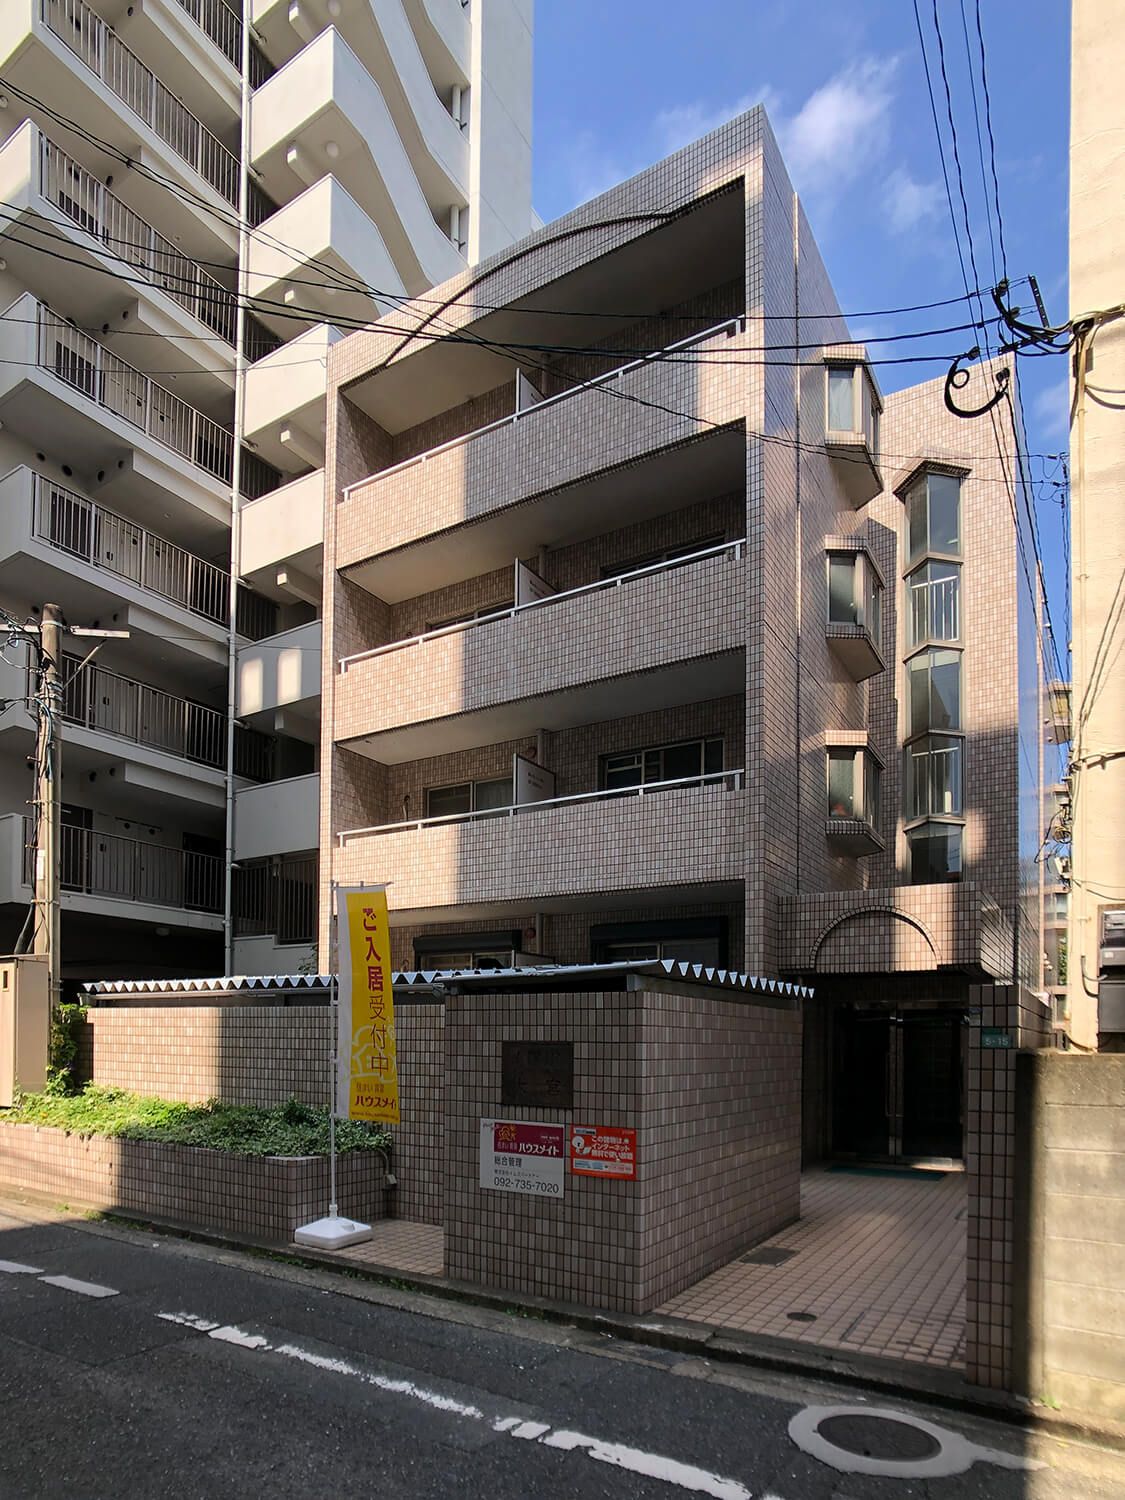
0,1121,388,1242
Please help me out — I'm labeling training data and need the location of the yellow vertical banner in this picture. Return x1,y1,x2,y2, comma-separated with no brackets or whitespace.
335,885,399,1124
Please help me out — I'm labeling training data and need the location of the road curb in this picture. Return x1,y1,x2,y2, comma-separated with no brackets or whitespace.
4,1189,1123,1453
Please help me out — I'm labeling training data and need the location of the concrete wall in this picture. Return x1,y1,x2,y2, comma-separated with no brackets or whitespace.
443,984,801,1314
1015,1053,1125,1421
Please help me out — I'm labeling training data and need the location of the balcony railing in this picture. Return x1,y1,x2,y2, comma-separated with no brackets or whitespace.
339,538,746,671
337,768,745,844
32,472,229,622
232,854,317,942
908,572,960,645
41,136,237,345
24,818,222,912
41,0,274,223
60,652,225,766
30,302,280,497
169,0,275,87
341,318,746,498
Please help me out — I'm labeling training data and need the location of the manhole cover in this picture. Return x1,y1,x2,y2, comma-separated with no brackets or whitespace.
740,1247,798,1266
786,1311,817,1323
816,1415,941,1462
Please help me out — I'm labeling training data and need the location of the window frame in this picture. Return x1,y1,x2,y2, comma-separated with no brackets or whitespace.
825,361,881,450
906,646,963,738
826,549,883,639
825,745,881,827
424,774,513,819
906,558,962,646
600,534,726,580
904,733,964,821
906,821,964,884
599,735,724,791
905,469,963,567
590,916,728,968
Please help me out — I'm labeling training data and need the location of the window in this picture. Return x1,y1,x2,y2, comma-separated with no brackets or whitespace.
908,823,963,883
826,363,879,449
425,776,511,818
426,600,513,633
600,535,725,579
591,917,727,967
827,748,880,825
907,560,961,644
906,734,963,819
600,737,723,791
908,648,961,735
414,930,519,970
906,471,961,564
827,551,882,638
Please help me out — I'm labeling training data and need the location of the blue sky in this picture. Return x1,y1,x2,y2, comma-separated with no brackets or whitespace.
532,0,1070,642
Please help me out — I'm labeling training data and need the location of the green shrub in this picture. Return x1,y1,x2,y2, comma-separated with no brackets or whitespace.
7,1085,392,1158
45,1003,88,1096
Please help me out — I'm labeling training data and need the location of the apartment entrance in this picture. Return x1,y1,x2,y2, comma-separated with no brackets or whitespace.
831,1005,964,1163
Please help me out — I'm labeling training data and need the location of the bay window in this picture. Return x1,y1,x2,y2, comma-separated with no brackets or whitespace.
906,734,963,819
907,823,963,884
906,471,962,565
827,747,880,826
908,648,961,735
907,559,961,645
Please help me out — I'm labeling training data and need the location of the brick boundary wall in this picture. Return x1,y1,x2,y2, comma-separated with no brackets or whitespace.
0,1123,388,1243
74,1001,446,1226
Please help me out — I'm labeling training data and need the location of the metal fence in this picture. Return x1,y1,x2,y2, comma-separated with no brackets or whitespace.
33,474,230,627
235,587,279,641
41,136,238,344
25,819,223,913
908,572,960,645
60,653,226,767
233,855,317,942
169,0,275,87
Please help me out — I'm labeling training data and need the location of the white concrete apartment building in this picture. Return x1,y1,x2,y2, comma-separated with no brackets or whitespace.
0,0,533,981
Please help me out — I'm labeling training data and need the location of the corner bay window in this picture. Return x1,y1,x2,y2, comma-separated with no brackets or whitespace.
908,648,961,736
827,747,880,825
601,737,722,791
907,559,961,645
908,823,963,884
828,551,882,638
906,470,961,564
826,363,879,449
906,734,963,818
425,776,511,818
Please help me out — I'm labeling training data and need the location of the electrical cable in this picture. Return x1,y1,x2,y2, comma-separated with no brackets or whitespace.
958,0,998,285
972,0,1010,277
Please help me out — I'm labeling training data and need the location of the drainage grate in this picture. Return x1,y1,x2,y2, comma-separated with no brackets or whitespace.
739,1246,798,1266
816,1414,941,1462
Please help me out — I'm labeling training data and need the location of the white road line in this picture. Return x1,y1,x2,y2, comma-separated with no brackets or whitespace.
157,1309,773,1499
39,1275,118,1298
0,1261,44,1275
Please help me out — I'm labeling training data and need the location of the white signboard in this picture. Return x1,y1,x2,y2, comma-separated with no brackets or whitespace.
514,752,556,806
515,370,544,412
479,1118,566,1197
515,559,555,607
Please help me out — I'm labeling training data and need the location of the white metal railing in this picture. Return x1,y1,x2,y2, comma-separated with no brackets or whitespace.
169,0,275,86
341,318,746,498
339,538,747,671
40,136,237,345
34,300,235,482
42,0,242,208
23,817,222,912
60,652,226,766
337,768,744,845
908,572,960,645
32,472,229,622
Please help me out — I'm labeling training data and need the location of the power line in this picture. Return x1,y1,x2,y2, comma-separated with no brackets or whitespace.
972,0,1010,277
958,0,999,285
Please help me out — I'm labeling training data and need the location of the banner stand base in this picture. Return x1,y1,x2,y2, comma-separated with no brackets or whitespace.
294,1215,373,1250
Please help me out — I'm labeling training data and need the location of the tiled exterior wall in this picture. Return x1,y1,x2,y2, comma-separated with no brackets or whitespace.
443,985,801,1313
395,1002,446,1224
0,1123,387,1242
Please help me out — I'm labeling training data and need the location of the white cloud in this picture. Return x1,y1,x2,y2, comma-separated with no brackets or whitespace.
1031,376,1071,444
559,129,631,208
883,167,943,234
654,89,779,156
775,57,899,195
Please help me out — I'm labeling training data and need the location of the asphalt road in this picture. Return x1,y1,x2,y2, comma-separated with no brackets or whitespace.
0,1204,1121,1500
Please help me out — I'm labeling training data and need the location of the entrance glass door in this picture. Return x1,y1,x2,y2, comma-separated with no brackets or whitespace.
832,1006,963,1163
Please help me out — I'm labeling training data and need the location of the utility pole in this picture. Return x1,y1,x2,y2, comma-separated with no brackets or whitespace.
32,602,63,1016
22,608,130,1015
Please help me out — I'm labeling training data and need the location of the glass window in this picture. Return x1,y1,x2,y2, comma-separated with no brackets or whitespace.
865,563,882,641
828,555,860,625
908,823,963,884
601,535,725,579
906,734,963,818
864,753,881,826
908,648,962,736
595,936,723,965
907,560,961,645
858,372,878,450
827,366,855,430
906,471,962,565
601,737,722,790
827,749,857,818
425,776,511,818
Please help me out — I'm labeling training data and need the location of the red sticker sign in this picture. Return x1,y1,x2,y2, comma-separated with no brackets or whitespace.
568,1123,637,1180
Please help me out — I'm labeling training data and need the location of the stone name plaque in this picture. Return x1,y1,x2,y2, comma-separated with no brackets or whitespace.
501,1040,574,1109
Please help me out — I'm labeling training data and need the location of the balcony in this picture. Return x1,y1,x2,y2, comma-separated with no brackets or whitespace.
0,467,228,670
399,0,470,85
232,852,317,959
2,0,269,247
248,177,404,335
0,296,279,515
334,773,746,922
0,126,238,389
336,541,746,761
243,325,345,473
337,320,748,573
250,28,464,293
237,619,321,740
239,469,324,599
233,772,319,860
13,816,223,922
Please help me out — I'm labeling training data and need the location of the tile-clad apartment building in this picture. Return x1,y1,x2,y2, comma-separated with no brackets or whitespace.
0,0,532,979
321,110,1048,1169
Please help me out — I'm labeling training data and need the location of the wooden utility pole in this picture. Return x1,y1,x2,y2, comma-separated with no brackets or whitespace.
32,602,63,1015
